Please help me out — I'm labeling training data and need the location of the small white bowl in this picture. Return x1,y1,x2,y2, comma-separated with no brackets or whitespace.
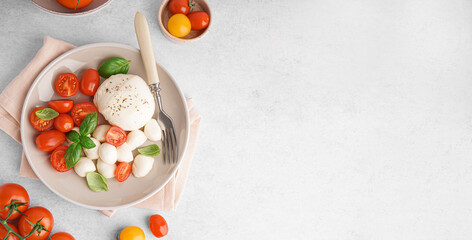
31,0,113,17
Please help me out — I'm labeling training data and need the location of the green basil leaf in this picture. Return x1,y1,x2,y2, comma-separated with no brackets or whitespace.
67,130,80,143
80,136,96,149
98,57,131,78
79,112,98,136
86,172,109,192
35,108,59,120
65,143,81,169
137,144,160,157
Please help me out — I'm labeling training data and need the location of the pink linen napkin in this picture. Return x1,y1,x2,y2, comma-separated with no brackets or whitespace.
0,36,201,217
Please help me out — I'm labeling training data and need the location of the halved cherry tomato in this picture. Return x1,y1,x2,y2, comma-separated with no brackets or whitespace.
48,100,74,113
55,73,79,97
149,214,168,238
79,69,100,96
187,11,210,30
105,126,127,147
18,207,53,240
56,0,93,9
0,223,20,240
70,102,98,126
168,0,193,15
30,107,54,131
49,232,75,240
115,162,132,182
0,183,30,220
36,130,66,152
50,145,70,172
53,114,74,133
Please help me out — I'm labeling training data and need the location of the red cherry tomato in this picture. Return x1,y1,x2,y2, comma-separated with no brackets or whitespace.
55,0,93,9
115,162,132,182
50,145,70,172
0,223,20,240
35,130,66,152
30,107,54,131
0,183,30,220
49,232,75,240
53,114,74,133
48,100,74,113
18,207,54,240
79,69,100,96
70,102,98,126
55,73,79,97
105,126,127,147
149,214,168,238
187,11,210,30
168,0,192,15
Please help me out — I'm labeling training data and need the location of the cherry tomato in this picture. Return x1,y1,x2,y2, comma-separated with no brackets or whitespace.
149,214,168,238
49,232,75,240
79,69,100,96
55,73,79,97
36,130,66,152
30,107,54,131
115,162,132,182
53,114,74,133
70,102,98,126
55,0,93,9
0,223,20,240
0,183,29,220
48,100,74,113
187,11,210,30
119,226,145,240
50,145,70,172
105,126,127,147
18,207,53,240
168,13,191,38
168,0,193,15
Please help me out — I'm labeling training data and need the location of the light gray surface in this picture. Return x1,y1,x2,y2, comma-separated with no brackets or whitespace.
1,0,472,239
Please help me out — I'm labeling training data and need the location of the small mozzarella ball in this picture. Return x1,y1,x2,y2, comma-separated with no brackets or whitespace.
117,142,133,163
144,119,162,141
74,157,96,177
126,130,147,150
83,138,101,160
93,124,111,142
132,154,155,178
66,127,80,144
97,159,116,179
99,143,117,164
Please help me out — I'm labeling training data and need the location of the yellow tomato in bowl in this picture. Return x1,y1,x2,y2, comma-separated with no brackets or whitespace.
167,14,191,38
119,226,145,240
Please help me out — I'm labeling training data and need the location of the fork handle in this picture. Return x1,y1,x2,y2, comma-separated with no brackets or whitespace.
134,11,160,85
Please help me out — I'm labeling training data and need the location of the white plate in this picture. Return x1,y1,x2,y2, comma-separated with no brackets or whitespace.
20,43,189,210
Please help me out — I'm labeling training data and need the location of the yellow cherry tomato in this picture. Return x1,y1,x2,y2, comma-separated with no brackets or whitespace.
119,226,145,240
167,13,191,38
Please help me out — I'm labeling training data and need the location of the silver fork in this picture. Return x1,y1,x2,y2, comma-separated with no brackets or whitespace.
135,12,178,164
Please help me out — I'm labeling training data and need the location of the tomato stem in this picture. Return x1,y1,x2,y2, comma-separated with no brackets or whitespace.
0,200,47,240
0,219,24,240
75,0,80,10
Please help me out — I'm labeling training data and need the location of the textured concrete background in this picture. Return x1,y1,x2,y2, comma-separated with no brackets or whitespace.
1,0,472,239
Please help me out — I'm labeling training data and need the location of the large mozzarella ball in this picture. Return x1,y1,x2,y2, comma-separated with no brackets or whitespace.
144,119,162,141
132,154,155,178
99,143,117,164
74,157,96,177
126,130,147,150
117,142,133,163
97,159,116,179
93,124,111,142
83,137,100,160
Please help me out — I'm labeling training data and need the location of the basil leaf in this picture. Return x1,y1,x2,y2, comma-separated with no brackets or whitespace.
98,57,131,78
80,136,96,149
67,130,80,143
86,172,109,192
79,112,98,136
138,144,160,157
65,143,81,169
35,108,59,120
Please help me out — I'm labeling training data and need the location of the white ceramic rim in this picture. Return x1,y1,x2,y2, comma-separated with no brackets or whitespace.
30,0,114,17
20,42,190,210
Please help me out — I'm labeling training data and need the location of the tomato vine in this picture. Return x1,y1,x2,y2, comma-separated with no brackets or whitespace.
0,199,48,240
